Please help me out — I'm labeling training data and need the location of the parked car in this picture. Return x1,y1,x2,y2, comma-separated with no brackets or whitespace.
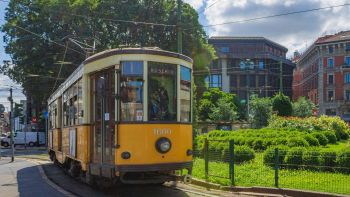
1,131,45,147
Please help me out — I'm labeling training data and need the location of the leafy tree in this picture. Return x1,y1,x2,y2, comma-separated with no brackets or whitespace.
1,0,215,124
198,88,238,121
249,95,272,128
272,92,292,116
292,97,315,118
209,98,238,122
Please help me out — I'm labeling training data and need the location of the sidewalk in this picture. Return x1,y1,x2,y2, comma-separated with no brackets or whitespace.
0,157,65,197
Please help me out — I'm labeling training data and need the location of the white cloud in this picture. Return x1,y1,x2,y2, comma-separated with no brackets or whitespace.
183,0,205,10
185,0,350,57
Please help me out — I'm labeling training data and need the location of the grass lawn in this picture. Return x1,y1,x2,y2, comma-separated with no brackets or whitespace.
192,152,350,195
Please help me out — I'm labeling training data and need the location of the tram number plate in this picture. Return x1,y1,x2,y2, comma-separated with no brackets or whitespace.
153,128,172,135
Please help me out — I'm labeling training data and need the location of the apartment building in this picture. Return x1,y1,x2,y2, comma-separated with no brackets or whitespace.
293,31,350,120
207,37,295,101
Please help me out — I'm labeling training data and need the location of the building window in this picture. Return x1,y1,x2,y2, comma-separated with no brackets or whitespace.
208,74,222,88
346,56,350,65
258,75,265,86
211,59,221,70
327,90,334,102
345,73,350,84
346,43,350,51
325,109,336,116
230,75,237,87
328,58,334,68
240,75,247,87
221,47,229,53
328,74,334,85
249,75,256,87
258,61,264,69
345,90,350,101
328,46,334,54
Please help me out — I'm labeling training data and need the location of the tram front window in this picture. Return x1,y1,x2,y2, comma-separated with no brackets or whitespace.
120,61,144,121
148,62,177,121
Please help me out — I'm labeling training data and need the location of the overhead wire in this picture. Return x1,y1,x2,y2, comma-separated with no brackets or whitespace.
184,3,350,30
197,0,224,15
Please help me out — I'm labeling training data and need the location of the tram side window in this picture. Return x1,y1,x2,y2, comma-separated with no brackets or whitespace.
63,80,82,126
148,62,177,121
63,92,69,126
120,61,144,121
180,66,191,122
49,103,57,129
78,79,83,124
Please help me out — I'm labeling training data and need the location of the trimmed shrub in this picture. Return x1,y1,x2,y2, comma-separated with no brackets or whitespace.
323,131,337,144
303,134,320,146
287,137,309,147
284,147,306,169
234,145,255,163
311,133,328,146
302,150,321,170
320,150,337,172
263,146,288,166
253,139,265,150
337,150,350,174
245,138,255,147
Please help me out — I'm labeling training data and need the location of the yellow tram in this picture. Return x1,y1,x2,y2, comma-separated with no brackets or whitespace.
47,48,193,185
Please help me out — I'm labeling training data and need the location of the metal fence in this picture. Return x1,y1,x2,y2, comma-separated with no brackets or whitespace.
193,139,350,195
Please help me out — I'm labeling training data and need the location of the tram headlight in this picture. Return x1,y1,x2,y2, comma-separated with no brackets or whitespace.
156,137,171,154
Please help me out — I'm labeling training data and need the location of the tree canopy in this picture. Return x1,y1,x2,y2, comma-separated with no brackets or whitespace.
292,97,315,118
1,0,215,112
198,88,238,122
249,95,272,128
272,92,293,117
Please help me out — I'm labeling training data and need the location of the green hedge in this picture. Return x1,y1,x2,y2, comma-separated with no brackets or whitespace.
262,147,350,174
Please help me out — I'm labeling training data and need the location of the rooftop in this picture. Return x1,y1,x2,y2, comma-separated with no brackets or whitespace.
315,30,350,44
209,36,288,52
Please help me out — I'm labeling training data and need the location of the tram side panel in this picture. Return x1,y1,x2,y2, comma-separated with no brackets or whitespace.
115,124,192,166
76,125,90,171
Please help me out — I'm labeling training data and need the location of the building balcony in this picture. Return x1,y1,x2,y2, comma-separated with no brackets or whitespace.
341,64,350,71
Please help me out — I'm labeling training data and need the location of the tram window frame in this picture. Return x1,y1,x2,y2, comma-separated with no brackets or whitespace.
180,66,191,123
49,102,57,129
120,61,144,122
148,61,177,122
63,78,83,127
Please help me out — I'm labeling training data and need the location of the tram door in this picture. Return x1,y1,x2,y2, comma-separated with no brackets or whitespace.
91,68,115,165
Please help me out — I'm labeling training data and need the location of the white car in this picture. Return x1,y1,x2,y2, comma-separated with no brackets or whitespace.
1,132,44,147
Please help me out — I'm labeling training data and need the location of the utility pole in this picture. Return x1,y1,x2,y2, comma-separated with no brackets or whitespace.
279,61,283,93
9,88,14,162
177,0,183,54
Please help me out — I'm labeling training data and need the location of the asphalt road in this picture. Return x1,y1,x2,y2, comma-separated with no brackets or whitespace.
0,147,251,197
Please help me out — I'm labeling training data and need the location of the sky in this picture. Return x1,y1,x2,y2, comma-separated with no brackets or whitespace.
0,0,26,111
0,0,350,110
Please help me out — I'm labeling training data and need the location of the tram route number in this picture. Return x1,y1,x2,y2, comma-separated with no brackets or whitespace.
153,128,172,135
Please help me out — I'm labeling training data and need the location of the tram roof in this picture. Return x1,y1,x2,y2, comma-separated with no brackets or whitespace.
48,48,193,104
84,47,193,64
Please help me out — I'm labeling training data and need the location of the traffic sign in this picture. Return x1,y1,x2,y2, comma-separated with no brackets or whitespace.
32,117,38,123
0,113,4,119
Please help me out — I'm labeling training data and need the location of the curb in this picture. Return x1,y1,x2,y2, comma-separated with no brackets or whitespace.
191,178,350,197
